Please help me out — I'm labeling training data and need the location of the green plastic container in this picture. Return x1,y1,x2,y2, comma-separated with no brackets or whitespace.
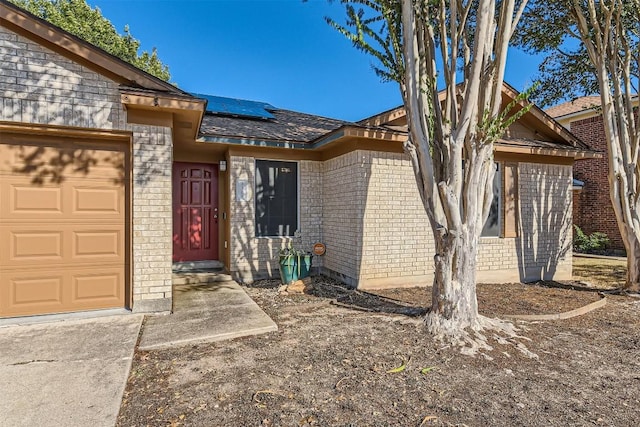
298,254,313,279
279,255,298,284
279,253,313,284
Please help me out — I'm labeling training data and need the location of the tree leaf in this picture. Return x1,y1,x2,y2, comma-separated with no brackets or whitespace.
386,357,410,373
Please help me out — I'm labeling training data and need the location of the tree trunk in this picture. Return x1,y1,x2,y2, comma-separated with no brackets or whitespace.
426,228,480,334
622,227,640,292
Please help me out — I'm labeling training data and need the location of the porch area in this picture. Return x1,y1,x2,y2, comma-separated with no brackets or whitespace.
138,266,277,350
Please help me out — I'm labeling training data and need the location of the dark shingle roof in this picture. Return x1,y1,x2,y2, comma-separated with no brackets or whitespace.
199,109,350,143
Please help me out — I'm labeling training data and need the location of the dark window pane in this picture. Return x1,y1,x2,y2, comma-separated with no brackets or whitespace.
481,163,501,237
255,160,298,237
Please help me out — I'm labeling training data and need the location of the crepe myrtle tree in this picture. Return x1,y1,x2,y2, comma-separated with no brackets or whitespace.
329,0,531,340
518,0,640,292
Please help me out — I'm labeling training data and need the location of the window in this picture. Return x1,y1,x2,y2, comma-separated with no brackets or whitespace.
481,162,501,237
255,160,298,237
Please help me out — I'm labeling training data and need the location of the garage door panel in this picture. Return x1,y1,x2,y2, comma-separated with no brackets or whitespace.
1,177,125,222
10,184,63,213
1,267,123,317
74,186,122,214
0,271,65,317
0,179,64,219
1,138,128,318
73,229,122,259
1,226,124,267
1,228,65,265
0,141,126,181
10,230,64,261
72,270,122,304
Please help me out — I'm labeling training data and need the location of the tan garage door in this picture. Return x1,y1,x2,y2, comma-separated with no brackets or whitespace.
0,135,128,317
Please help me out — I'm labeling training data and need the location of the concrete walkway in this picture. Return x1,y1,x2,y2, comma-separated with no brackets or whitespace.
0,314,142,427
139,280,278,350
0,278,276,426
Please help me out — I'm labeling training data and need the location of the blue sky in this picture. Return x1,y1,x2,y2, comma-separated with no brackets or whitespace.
89,0,544,122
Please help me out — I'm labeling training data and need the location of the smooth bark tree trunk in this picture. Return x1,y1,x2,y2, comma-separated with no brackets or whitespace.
569,0,640,293
622,227,640,291
426,229,480,334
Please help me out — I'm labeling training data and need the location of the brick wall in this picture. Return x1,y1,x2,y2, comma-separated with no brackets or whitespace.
0,27,123,128
1,26,173,312
516,163,573,281
321,151,366,285
570,115,623,249
228,156,323,282
358,151,433,286
129,125,173,312
320,154,573,288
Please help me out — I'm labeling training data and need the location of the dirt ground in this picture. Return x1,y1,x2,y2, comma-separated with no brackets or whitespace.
118,258,640,427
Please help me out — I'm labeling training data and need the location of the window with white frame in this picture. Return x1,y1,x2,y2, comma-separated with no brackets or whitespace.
255,160,298,237
481,162,501,237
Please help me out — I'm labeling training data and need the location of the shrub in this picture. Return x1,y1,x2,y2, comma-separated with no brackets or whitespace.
573,225,610,253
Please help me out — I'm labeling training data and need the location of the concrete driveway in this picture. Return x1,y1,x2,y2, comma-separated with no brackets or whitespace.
0,314,142,427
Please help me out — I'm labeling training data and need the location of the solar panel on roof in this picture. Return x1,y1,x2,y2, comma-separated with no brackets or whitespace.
191,93,276,119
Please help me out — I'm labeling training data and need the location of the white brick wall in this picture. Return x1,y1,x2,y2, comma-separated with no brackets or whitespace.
130,125,173,310
228,156,323,282
1,26,173,311
321,152,573,288
514,162,573,281
321,151,365,284
359,151,433,283
226,149,573,287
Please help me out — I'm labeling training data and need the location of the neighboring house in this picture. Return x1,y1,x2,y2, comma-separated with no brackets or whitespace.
546,97,623,250
0,1,599,319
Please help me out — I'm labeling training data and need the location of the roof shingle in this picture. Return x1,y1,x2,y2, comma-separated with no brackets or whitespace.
199,109,349,143
545,96,601,118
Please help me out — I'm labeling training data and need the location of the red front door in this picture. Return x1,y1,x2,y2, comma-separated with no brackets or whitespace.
172,162,219,262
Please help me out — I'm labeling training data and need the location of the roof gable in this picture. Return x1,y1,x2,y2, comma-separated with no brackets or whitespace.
358,82,587,150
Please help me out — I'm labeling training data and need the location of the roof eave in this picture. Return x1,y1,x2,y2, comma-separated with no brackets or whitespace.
121,91,206,141
552,107,600,123
198,135,310,150
197,125,407,150
495,143,603,159
310,125,406,149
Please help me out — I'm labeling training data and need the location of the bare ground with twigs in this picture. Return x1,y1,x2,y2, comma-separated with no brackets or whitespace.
118,260,640,427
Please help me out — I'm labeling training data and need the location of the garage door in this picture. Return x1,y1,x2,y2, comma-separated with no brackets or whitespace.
0,136,128,317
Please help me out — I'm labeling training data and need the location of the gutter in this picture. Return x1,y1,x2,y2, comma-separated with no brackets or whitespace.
198,136,310,150
199,126,598,159
553,108,600,123
494,143,603,159
309,128,347,149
